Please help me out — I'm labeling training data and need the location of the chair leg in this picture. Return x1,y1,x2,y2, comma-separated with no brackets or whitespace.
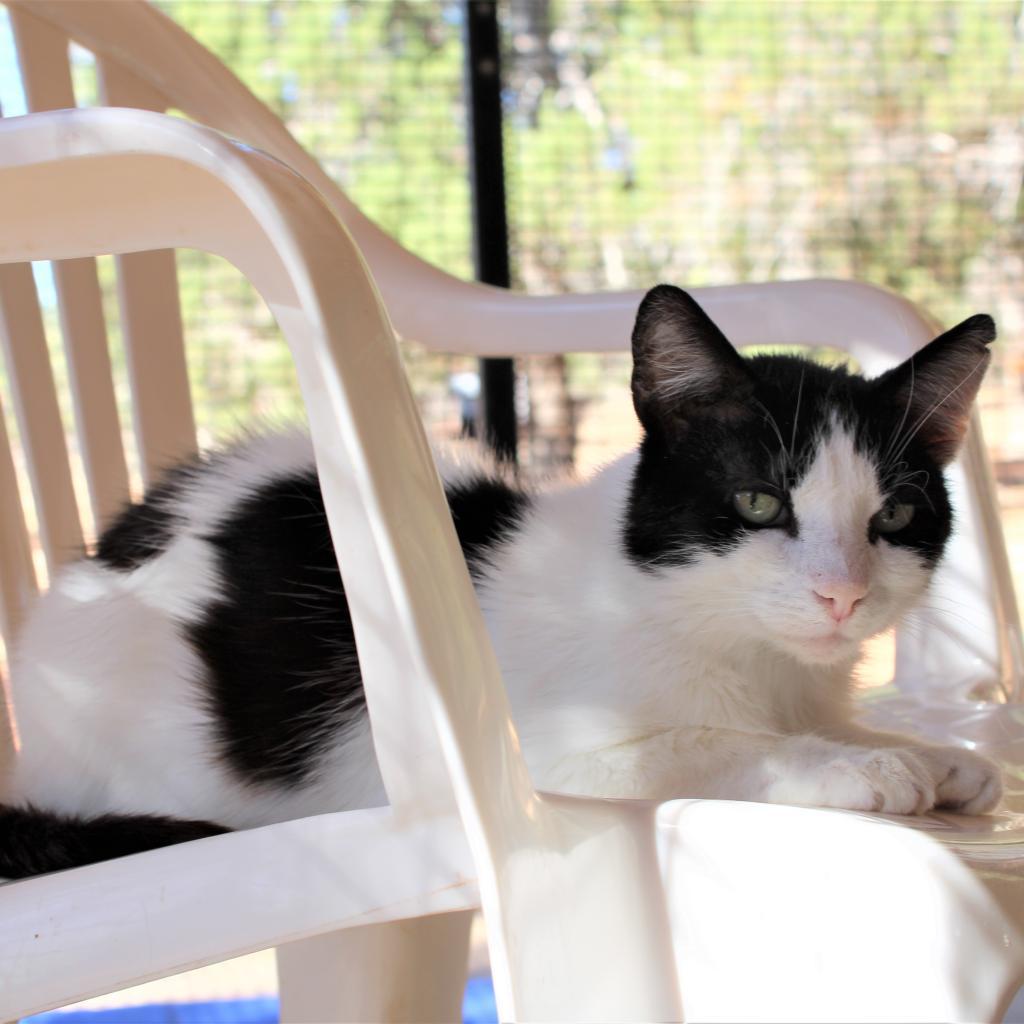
276,909,474,1024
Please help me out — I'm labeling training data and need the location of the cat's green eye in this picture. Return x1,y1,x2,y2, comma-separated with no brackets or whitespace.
733,491,786,526
873,502,915,534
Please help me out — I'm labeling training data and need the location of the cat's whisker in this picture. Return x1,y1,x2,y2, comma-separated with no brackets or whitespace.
903,604,984,637
752,397,790,473
911,603,986,632
890,479,935,511
888,467,931,491
881,357,915,472
281,578,347,599
789,364,806,466
886,355,988,469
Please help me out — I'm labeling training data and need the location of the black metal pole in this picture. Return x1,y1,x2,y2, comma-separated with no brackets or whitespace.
464,0,517,462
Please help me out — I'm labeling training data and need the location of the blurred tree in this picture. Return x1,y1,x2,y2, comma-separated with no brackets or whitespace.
144,0,1024,471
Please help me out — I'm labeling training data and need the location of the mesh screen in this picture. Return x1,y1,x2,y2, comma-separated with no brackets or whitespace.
4,0,1022,488
500,0,1024,475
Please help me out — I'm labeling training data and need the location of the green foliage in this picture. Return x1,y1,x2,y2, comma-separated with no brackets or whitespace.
154,0,472,435
144,1,1024,444
499,0,1024,411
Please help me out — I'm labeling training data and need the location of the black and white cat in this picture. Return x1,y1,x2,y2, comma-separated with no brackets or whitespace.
0,285,1004,878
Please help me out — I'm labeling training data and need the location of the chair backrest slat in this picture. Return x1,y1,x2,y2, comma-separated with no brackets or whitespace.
0,388,37,642
10,6,132,528
8,4,72,110
96,57,196,485
103,248,196,486
0,263,84,571
52,258,132,525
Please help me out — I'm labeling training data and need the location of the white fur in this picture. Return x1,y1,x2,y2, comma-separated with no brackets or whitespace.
7,423,1002,824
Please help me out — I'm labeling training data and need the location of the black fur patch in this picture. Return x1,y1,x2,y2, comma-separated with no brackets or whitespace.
188,469,365,788
188,469,531,789
0,803,227,878
625,355,955,569
446,477,532,578
94,462,198,571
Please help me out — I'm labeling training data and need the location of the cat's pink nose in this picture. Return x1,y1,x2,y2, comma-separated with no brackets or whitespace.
813,580,868,623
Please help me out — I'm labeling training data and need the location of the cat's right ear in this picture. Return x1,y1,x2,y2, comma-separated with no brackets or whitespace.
631,284,753,438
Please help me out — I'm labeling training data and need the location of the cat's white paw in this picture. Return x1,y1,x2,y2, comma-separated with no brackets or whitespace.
772,748,936,814
911,745,1003,814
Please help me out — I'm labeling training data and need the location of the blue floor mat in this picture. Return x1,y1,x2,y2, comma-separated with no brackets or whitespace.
24,976,498,1024
461,976,498,1022
25,1000,279,1024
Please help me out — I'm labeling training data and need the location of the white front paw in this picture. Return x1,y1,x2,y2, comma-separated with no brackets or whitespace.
911,745,1003,814
772,748,936,815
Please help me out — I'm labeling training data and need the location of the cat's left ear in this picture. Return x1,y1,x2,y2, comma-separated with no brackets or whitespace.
631,284,754,438
876,314,996,466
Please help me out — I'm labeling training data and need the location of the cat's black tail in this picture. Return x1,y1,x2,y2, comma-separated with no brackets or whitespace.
0,804,230,879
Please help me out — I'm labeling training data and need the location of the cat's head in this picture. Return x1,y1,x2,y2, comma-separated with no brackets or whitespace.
626,284,995,666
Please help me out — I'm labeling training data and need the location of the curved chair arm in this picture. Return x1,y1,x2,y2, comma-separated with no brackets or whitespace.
0,806,478,1018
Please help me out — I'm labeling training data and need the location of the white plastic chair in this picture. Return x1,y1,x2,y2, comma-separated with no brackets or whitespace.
1,4,1024,1022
